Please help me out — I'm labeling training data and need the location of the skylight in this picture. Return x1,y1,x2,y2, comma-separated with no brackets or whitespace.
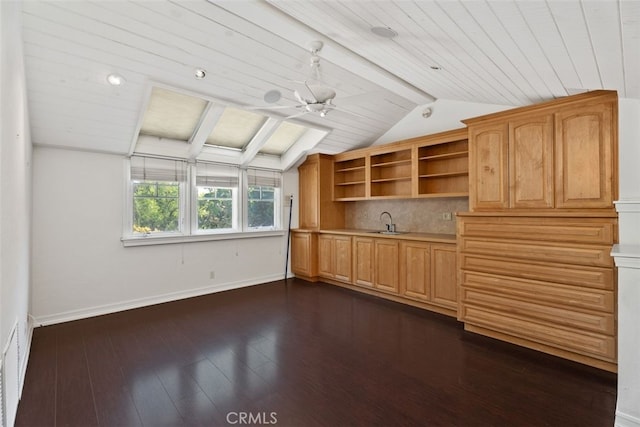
260,122,308,155
140,87,208,141
132,85,330,170
206,107,267,150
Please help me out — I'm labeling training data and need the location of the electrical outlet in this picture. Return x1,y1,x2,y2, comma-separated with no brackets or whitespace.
209,271,216,280
442,212,452,221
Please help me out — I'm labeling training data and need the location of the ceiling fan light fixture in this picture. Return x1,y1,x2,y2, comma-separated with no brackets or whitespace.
371,26,398,39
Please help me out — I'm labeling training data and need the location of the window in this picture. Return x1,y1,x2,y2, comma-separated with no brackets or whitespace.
246,168,281,230
126,156,283,242
130,156,187,235
195,163,239,232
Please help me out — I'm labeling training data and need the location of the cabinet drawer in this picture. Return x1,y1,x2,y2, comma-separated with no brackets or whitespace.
460,304,616,360
461,271,614,312
460,254,614,290
460,238,613,267
458,217,615,245
461,287,614,334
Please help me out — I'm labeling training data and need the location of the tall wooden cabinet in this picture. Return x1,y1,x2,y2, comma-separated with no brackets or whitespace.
465,90,617,212
459,90,619,372
298,154,345,230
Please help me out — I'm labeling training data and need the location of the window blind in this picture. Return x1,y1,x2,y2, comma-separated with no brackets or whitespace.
195,162,239,187
130,156,187,182
247,168,281,188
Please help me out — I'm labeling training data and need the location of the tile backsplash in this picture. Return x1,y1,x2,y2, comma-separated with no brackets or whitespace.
345,197,469,235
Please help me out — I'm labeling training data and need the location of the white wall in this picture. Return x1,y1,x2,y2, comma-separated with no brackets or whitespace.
613,98,640,427
0,0,33,425
31,147,299,325
373,98,513,145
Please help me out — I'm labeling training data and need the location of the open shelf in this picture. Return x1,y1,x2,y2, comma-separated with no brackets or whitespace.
334,156,367,200
418,139,469,197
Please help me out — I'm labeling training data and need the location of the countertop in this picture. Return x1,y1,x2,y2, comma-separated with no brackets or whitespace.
294,228,456,244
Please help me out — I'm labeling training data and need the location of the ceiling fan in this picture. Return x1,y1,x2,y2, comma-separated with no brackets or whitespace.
251,41,370,120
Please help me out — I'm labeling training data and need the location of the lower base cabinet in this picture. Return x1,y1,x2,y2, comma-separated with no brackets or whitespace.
318,234,352,282
399,242,458,311
291,231,317,280
291,230,458,317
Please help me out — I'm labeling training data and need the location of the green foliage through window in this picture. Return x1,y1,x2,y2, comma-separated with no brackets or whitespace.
133,181,180,234
198,187,233,230
248,186,275,228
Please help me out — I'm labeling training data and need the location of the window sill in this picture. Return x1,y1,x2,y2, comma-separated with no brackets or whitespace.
122,230,286,247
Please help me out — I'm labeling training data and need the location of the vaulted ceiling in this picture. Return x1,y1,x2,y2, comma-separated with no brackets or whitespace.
21,0,639,168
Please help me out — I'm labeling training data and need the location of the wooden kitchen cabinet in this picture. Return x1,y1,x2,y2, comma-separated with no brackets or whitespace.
465,90,617,212
509,114,554,209
399,241,431,301
430,244,458,310
298,154,344,230
457,214,618,371
555,102,615,209
318,234,352,283
290,230,317,281
468,122,509,210
353,237,374,288
374,239,399,293
399,241,458,311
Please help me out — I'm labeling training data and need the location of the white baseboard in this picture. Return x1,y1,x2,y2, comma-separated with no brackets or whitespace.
19,318,34,400
616,411,640,427
34,274,284,326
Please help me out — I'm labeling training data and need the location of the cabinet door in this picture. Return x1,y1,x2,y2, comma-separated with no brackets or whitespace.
430,244,457,310
555,103,615,208
353,237,374,288
334,235,352,283
291,232,317,278
399,241,431,301
509,114,554,209
469,123,509,210
298,161,319,229
318,234,334,278
374,240,399,293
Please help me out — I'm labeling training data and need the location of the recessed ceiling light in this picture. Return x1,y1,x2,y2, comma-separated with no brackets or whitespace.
106,73,125,86
264,89,282,104
195,68,207,79
371,26,398,39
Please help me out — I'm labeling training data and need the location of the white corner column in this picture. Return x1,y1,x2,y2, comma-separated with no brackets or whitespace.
612,98,640,427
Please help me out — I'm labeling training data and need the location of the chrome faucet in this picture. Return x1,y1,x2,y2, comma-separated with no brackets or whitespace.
380,211,396,233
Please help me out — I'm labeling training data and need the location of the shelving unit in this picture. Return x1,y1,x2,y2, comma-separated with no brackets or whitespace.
333,156,367,200
370,149,412,198
417,139,469,197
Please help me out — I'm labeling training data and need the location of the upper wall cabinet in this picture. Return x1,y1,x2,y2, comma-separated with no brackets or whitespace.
464,90,617,212
298,154,345,230
332,128,469,201
555,102,615,209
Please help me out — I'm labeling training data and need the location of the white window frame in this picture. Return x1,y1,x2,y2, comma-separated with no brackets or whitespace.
122,158,284,246
244,183,281,232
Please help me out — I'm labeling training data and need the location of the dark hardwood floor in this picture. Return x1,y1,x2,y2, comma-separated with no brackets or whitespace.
16,278,616,426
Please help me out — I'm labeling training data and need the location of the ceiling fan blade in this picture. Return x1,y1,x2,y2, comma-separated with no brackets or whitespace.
293,90,306,105
284,111,310,120
290,80,317,103
245,104,304,111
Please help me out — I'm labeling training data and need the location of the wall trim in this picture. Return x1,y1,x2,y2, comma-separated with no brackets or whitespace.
616,411,640,427
34,274,285,326
615,200,640,212
19,319,34,400
611,244,640,269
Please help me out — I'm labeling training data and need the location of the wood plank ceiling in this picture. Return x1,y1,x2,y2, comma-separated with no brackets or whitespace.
21,0,639,164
